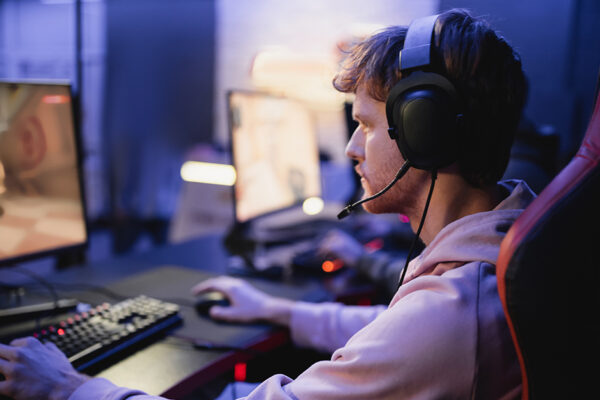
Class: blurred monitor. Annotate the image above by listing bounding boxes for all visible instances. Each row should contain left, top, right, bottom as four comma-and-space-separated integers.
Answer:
0, 81, 88, 266
228, 90, 321, 223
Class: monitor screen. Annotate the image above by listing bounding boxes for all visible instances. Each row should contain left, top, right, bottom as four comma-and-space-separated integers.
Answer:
228, 90, 321, 222
0, 81, 87, 265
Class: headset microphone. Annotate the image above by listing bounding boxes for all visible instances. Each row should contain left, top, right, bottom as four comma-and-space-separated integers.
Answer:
337, 160, 412, 220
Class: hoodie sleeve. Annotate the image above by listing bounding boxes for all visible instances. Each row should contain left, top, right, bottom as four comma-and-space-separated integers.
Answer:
289, 301, 387, 353
69, 378, 163, 400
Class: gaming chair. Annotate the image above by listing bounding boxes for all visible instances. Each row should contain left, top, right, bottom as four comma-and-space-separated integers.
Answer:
496, 90, 600, 399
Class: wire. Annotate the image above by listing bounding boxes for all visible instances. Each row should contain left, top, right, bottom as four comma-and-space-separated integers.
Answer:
169, 334, 263, 355
7, 268, 60, 306
397, 170, 438, 289
2, 267, 64, 329
14, 280, 197, 310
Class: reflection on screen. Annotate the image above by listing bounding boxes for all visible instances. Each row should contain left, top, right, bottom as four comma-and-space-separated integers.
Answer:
229, 90, 321, 222
0, 82, 87, 263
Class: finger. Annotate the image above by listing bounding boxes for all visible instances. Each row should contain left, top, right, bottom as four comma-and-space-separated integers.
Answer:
0, 380, 12, 397
191, 276, 239, 295
0, 344, 17, 361
10, 336, 39, 348
44, 341, 63, 355
191, 281, 220, 295
0, 357, 11, 374
190, 276, 230, 294
209, 305, 244, 322
317, 243, 331, 258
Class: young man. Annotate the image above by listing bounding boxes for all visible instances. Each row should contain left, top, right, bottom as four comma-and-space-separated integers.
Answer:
0, 8, 529, 400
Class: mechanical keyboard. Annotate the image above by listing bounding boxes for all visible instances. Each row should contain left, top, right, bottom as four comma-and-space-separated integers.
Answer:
30, 295, 182, 372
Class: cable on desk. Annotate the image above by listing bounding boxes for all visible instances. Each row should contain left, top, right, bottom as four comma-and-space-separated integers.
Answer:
53, 284, 197, 309
15, 281, 197, 310
168, 334, 265, 355
168, 335, 262, 400
5, 268, 60, 305
1, 268, 65, 330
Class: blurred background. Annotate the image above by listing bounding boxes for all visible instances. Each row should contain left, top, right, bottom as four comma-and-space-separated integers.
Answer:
1, 0, 598, 267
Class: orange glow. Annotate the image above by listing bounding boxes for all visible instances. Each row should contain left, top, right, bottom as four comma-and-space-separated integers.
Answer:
322, 259, 344, 273
322, 260, 334, 272
234, 362, 247, 381
42, 94, 70, 104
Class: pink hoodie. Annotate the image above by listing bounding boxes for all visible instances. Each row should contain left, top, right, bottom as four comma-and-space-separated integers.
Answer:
70, 180, 533, 400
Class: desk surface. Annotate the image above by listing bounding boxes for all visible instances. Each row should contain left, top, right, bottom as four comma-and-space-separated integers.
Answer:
0, 236, 334, 398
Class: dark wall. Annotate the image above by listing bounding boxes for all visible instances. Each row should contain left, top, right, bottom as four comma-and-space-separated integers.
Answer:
439, 0, 600, 165
103, 0, 215, 222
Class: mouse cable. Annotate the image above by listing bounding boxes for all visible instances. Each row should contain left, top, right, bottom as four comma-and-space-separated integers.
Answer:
170, 333, 264, 355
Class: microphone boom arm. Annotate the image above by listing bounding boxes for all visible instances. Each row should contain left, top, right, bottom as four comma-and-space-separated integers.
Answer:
337, 160, 412, 219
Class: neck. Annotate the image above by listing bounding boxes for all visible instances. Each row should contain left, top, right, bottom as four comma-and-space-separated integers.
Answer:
408, 171, 500, 245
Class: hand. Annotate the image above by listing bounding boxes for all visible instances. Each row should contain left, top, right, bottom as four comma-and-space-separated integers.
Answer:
0, 337, 89, 400
317, 229, 365, 268
191, 276, 295, 326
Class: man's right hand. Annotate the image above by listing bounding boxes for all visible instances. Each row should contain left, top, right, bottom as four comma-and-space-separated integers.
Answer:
191, 276, 295, 326
0, 337, 89, 400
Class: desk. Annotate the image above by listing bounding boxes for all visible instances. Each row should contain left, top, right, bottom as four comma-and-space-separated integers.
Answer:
0, 235, 335, 398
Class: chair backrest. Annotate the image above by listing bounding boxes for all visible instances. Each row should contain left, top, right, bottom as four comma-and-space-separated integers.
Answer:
497, 92, 600, 399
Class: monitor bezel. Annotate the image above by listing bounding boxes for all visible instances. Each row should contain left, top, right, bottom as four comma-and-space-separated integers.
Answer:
0, 79, 89, 267
226, 88, 322, 224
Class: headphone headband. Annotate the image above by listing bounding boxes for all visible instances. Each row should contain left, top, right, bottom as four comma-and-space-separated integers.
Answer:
386, 13, 462, 172
400, 14, 439, 71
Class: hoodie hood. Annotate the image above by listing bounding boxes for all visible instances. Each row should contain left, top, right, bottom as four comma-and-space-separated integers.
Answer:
402, 180, 536, 284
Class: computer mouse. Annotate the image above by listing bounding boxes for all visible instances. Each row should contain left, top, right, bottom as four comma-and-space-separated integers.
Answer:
194, 290, 231, 316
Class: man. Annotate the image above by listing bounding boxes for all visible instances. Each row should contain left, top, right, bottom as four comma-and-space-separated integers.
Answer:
0, 8, 529, 399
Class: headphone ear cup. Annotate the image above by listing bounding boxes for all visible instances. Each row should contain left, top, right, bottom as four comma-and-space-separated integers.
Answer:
386, 71, 461, 170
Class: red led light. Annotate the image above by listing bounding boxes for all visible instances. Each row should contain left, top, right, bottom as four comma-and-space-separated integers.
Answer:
364, 238, 384, 252
399, 214, 410, 223
357, 298, 372, 306
57, 328, 65, 336
234, 362, 247, 381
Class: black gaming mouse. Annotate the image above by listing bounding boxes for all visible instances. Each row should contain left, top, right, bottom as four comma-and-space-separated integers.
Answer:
194, 290, 231, 316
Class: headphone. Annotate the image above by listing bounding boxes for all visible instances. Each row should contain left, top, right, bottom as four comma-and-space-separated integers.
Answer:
385, 14, 463, 171
337, 13, 462, 221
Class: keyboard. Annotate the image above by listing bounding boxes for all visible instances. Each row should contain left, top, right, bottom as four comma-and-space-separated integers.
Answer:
30, 295, 182, 372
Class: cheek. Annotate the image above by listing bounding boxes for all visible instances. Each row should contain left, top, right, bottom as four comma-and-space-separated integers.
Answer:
365, 136, 403, 174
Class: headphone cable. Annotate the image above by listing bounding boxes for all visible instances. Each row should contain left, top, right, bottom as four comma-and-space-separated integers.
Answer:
397, 169, 437, 289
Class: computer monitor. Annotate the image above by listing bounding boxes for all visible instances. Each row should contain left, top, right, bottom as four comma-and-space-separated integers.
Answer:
227, 90, 321, 223
0, 81, 88, 266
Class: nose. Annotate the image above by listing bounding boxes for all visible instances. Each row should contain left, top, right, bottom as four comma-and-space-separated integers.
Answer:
345, 127, 365, 162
